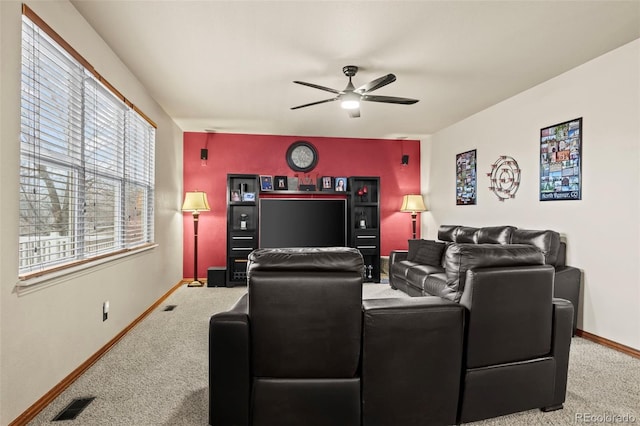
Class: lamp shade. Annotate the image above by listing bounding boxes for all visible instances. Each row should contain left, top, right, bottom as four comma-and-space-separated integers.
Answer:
400, 194, 427, 214
182, 191, 210, 212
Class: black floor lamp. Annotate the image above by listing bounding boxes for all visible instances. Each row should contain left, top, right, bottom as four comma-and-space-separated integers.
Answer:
400, 194, 427, 239
182, 190, 210, 287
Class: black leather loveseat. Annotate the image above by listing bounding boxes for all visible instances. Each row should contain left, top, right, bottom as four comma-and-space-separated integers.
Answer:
390, 225, 581, 333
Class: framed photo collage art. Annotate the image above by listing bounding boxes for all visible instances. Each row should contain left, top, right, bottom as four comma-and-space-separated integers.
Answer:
455, 117, 582, 205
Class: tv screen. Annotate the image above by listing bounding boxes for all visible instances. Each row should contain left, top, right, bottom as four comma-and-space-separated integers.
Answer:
259, 198, 347, 248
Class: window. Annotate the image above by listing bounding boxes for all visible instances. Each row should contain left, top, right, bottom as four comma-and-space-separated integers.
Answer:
19, 7, 156, 279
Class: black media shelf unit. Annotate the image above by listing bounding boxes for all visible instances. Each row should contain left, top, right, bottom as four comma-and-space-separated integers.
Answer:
225, 174, 381, 284
349, 177, 381, 282
226, 174, 259, 286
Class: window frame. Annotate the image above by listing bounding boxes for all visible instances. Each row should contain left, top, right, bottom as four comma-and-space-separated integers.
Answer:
19, 5, 157, 282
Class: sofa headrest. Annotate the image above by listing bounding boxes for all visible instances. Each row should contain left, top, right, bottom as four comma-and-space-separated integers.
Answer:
247, 246, 363, 378
442, 243, 545, 302
476, 226, 516, 244
455, 226, 479, 243
511, 229, 561, 266
438, 225, 511, 244
247, 247, 364, 276
437, 225, 460, 242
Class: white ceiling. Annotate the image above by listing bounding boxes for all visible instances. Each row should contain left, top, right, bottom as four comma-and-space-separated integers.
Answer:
70, 0, 640, 139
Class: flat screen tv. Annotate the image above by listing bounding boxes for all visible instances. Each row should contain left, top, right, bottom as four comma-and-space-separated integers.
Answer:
259, 198, 347, 248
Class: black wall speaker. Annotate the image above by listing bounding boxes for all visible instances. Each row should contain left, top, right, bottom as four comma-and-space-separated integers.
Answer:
200, 148, 209, 160
401, 154, 409, 165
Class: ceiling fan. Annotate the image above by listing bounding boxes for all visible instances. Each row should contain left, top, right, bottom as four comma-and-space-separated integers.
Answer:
290, 65, 419, 118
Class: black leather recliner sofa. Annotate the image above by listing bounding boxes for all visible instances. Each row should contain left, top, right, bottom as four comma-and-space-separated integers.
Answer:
209, 247, 465, 426
390, 225, 581, 334
450, 244, 573, 422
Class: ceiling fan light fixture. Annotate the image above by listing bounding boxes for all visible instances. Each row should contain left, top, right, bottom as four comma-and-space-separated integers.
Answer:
341, 99, 360, 110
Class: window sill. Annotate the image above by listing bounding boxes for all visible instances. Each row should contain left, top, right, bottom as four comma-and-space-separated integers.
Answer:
16, 244, 158, 294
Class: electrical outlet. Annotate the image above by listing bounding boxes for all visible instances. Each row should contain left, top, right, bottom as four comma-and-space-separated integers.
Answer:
103, 301, 109, 322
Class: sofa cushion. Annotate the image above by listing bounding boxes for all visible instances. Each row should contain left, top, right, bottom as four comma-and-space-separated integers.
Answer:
454, 226, 479, 243
442, 244, 545, 302
476, 226, 516, 244
406, 264, 445, 284
511, 229, 561, 266
415, 241, 446, 266
422, 272, 449, 297
407, 239, 446, 266
390, 260, 420, 280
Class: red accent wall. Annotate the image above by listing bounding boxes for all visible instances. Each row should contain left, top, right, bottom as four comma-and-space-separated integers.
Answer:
183, 132, 421, 279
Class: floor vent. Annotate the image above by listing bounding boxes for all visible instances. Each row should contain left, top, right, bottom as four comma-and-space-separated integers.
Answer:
163, 305, 177, 311
52, 397, 95, 421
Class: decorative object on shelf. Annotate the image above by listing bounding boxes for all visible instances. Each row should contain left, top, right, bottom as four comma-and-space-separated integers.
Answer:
239, 213, 248, 230
358, 210, 367, 229
230, 190, 241, 202
321, 176, 334, 190
356, 185, 368, 201
287, 176, 299, 191
400, 194, 427, 239
182, 190, 210, 287
286, 140, 318, 172
299, 175, 316, 191
335, 177, 347, 192
540, 117, 582, 201
487, 155, 521, 202
260, 175, 273, 191
242, 192, 255, 202
456, 149, 477, 205
274, 176, 288, 190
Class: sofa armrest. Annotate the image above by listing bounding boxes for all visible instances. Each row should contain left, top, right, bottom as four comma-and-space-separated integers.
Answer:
209, 293, 250, 426
389, 250, 408, 264
546, 298, 574, 410
388, 250, 408, 289
554, 265, 581, 335
361, 297, 464, 426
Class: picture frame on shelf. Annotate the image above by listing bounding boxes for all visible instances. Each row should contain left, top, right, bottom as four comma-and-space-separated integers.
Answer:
274, 176, 288, 190
287, 176, 299, 191
242, 192, 255, 202
335, 177, 347, 192
456, 149, 477, 205
321, 176, 334, 190
230, 190, 241, 202
260, 175, 273, 191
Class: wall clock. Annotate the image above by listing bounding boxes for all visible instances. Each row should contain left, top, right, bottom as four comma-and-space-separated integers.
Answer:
286, 141, 318, 172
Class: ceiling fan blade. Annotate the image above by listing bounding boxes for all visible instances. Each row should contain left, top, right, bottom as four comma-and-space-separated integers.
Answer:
355, 74, 396, 94
290, 97, 339, 110
361, 95, 419, 105
348, 108, 361, 118
293, 81, 341, 95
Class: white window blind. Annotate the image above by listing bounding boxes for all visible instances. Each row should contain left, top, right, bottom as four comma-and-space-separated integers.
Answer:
19, 9, 155, 278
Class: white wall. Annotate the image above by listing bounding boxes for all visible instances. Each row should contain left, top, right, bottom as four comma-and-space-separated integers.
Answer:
0, 1, 184, 423
423, 39, 640, 350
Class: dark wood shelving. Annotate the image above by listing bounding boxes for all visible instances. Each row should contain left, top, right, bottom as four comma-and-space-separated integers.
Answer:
225, 174, 381, 284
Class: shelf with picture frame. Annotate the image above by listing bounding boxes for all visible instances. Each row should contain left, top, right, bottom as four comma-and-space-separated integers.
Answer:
349, 176, 380, 282
226, 174, 260, 287
257, 175, 350, 195
225, 173, 381, 283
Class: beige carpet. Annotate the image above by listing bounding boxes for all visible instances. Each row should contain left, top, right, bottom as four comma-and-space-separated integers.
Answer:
27, 284, 640, 425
